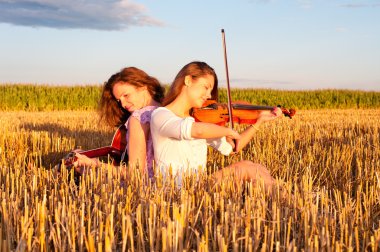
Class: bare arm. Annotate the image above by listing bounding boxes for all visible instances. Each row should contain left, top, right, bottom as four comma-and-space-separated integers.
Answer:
234, 107, 282, 152
127, 116, 148, 174
191, 121, 240, 140
152, 108, 240, 141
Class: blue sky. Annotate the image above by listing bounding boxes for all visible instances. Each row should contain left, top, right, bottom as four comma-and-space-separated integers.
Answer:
1, 0, 379, 90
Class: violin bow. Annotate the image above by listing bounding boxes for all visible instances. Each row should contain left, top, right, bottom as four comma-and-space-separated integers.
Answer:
221, 29, 237, 151
221, 29, 234, 128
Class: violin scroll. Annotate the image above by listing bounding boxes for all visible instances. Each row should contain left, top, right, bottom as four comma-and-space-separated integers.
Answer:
277, 105, 296, 119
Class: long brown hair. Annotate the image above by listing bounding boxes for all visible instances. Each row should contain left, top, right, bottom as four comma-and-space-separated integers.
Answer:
162, 61, 218, 106
99, 67, 164, 127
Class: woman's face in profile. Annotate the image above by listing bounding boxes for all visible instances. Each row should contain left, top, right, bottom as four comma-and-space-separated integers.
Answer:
112, 82, 148, 112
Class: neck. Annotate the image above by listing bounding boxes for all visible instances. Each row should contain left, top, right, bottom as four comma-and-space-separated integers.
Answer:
166, 96, 192, 118
147, 99, 160, 107
144, 95, 160, 107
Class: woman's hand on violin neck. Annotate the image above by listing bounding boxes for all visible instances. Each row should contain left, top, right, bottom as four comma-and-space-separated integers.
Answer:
256, 107, 282, 124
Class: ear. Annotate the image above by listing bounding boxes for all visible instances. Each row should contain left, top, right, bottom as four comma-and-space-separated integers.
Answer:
184, 75, 192, 87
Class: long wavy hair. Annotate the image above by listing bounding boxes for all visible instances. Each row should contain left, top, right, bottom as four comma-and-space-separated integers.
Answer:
162, 61, 218, 106
99, 67, 164, 127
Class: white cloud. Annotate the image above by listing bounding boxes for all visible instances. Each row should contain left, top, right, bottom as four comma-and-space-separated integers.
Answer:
0, 0, 164, 30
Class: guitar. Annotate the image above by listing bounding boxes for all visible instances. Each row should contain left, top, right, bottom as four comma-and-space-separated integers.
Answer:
58, 124, 128, 172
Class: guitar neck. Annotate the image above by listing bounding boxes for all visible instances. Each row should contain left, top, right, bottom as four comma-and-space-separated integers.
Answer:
79, 146, 122, 159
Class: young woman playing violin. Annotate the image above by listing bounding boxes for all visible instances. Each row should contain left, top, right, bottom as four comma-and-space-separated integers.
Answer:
150, 61, 282, 188
73, 67, 164, 179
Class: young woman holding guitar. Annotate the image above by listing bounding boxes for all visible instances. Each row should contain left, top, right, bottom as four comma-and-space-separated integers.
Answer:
150, 61, 282, 189
66, 67, 164, 180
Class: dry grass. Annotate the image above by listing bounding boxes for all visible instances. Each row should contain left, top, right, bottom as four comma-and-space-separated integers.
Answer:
1, 109, 379, 251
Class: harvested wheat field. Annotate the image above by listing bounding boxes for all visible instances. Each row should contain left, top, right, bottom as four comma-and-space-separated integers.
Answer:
1, 109, 379, 251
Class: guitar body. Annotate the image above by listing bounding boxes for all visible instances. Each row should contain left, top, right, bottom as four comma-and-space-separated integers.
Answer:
58, 125, 128, 177
110, 124, 128, 163
73, 124, 128, 165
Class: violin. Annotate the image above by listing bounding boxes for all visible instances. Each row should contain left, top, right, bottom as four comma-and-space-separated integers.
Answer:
191, 99, 296, 126
192, 29, 296, 127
